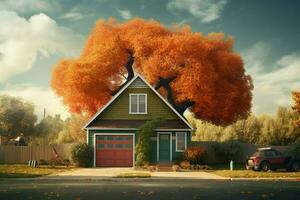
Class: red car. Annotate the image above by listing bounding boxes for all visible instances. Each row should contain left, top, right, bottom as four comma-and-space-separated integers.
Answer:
246, 147, 300, 172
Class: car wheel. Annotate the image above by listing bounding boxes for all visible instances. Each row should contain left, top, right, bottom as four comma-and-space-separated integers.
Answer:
292, 161, 300, 171
260, 161, 270, 172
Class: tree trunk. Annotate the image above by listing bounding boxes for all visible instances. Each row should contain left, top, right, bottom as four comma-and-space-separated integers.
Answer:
111, 50, 135, 95
155, 76, 194, 116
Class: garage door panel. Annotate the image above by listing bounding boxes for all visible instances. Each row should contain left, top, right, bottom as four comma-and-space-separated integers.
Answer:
96, 135, 133, 167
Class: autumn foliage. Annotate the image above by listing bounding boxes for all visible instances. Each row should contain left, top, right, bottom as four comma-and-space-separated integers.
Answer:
184, 147, 207, 164
51, 18, 253, 125
292, 91, 300, 126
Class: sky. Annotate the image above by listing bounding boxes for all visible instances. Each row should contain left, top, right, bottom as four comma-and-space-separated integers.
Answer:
0, 0, 299, 120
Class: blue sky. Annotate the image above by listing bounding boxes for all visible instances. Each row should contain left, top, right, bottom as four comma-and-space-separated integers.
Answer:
0, 0, 299, 120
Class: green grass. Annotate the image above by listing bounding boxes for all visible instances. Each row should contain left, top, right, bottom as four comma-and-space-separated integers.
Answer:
211, 170, 300, 178
207, 164, 300, 178
0, 164, 73, 178
115, 172, 151, 178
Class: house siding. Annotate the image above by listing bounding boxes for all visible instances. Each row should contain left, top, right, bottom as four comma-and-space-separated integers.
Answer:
85, 76, 193, 166
88, 129, 191, 164
95, 87, 178, 121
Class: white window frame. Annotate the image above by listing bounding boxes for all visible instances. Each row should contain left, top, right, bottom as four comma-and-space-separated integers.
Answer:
175, 132, 187, 152
129, 93, 147, 114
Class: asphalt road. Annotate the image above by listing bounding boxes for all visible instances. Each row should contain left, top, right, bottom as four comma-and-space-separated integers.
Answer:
0, 178, 300, 200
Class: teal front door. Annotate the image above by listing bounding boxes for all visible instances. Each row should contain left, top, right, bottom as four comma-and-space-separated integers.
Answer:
159, 134, 171, 161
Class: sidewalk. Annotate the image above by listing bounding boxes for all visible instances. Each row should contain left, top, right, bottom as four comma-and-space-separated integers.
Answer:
45, 168, 225, 180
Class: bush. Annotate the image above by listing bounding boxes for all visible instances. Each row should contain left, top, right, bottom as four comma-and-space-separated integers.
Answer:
212, 141, 243, 163
39, 159, 49, 165
136, 117, 166, 167
71, 143, 93, 167
287, 143, 300, 160
179, 160, 191, 169
184, 146, 207, 164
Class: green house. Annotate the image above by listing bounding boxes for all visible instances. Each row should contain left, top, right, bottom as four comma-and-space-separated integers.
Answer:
83, 74, 194, 167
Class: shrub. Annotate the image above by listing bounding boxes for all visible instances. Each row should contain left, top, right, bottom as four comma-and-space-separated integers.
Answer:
71, 143, 93, 167
179, 160, 191, 169
136, 117, 166, 167
184, 146, 207, 164
39, 159, 49, 165
212, 141, 243, 163
287, 143, 300, 160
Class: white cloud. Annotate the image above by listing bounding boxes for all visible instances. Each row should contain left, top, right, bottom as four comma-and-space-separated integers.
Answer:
243, 43, 300, 115
242, 42, 270, 75
116, 9, 132, 20
60, 7, 87, 21
0, 0, 60, 13
0, 11, 84, 82
167, 0, 227, 23
0, 85, 70, 120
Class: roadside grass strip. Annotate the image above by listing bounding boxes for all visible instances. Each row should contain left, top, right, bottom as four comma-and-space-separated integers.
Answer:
115, 172, 151, 178
0, 164, 73, 178
211, 170, 300, 178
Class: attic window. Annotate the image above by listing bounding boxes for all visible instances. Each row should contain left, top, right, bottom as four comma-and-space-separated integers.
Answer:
129, 94, 147, 114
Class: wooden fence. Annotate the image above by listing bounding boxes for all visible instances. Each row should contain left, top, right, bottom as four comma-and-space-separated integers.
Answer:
0, 144, 74, 164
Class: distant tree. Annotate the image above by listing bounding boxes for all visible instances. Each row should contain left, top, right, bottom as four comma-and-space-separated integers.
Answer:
52, 18, 253, 126
233, 116, 260, 143
56, 114, 89, 143
35, 114, 64, 142
273, 107, 300, 145
292, 91, 300, 126
258, 114, 277, 145
190, 107, 300, 145
0, 95, 37, 138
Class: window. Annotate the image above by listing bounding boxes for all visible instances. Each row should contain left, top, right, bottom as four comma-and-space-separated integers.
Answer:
176, 132, 187, 152
129, 94, 147, 114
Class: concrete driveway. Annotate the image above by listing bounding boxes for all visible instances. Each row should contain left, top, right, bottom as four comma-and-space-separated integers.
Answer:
47, 168, 225, 179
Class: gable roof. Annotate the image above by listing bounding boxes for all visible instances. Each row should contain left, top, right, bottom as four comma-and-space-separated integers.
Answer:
83, 74, 194, 130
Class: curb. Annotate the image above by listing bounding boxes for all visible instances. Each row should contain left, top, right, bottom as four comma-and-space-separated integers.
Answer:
0, 176, 227, 181
2, 176, 300, 182
229, 177, 300, 181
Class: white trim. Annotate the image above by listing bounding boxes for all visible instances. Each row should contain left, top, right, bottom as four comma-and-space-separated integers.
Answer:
93, 133, 135, 168
83, 76, 140, 130
156, 129, 192, 131
86, 128, 192, 131
129, 93, 147, 114
137, 75, 193, 130
83, 74, 193, 130
86, 130, 89, 144
175, 132, 187, 152
86, 128, 138, 130
157, 132, 172, 162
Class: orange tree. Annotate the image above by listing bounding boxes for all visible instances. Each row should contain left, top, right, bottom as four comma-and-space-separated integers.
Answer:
51, 18, 253, 125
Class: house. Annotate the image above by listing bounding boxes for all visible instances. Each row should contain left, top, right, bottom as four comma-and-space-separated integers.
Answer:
83, 74, 194, 167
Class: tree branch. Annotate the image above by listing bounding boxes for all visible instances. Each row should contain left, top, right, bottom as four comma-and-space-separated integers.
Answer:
154, 76, 194, 115
155, 76, 176, 107
111, 50, 135, 95
119, 72, 127, 79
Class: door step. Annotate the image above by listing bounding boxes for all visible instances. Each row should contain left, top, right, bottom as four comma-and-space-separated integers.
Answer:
157, 164, 173, 172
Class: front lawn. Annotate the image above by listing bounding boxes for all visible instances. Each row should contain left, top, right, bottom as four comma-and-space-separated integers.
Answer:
0, 164, 74, 178
207, 164, 300, 178
211, 170, 300, 178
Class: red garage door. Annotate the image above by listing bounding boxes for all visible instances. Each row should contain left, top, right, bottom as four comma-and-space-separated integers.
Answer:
96, 135, 133, 167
